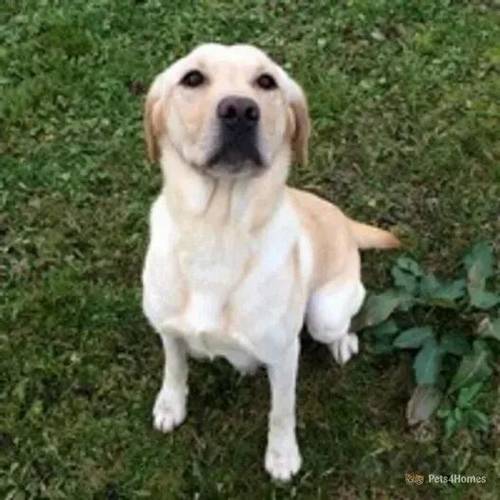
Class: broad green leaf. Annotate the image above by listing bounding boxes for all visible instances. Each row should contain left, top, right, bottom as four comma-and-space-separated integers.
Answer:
472, 339, 491, 354
391, 267, 418, 294
393, 326, 434, 349
477, 317, 500, 341
453, 407, 463, 421
444, 415, 460, 438
468, 288, 500, 310
435, 279, 466, 301
440, 333, 471, 356
457, 382, 483, 408
397, 296, 416, 312
467, 410, 489, 432
419, 275, 466, 308
419, 273, 440, 297
448, 349, 492, 393
464, 242, 496, 309
413, 338, 442, 385
406, 385, 442, 426
396, 257, 423, 276
367, 319, 399, 338
437, 406, 451, 418
464, 241, 494, 290
354, 290, 407, 329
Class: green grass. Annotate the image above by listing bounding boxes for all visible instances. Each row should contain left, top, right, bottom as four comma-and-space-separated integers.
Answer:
1, 0, 499, 498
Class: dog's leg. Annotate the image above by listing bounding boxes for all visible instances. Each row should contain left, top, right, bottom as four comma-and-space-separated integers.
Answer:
153, 334, 188, 433
265, 337, 301, 481
306, 280, 365, 365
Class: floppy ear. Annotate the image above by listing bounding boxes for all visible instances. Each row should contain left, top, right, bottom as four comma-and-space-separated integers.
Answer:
286, 79, 310, 166
144, 76, 166, 163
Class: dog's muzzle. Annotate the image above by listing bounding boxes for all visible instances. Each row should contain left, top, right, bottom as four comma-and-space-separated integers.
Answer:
207, 96, 264, 173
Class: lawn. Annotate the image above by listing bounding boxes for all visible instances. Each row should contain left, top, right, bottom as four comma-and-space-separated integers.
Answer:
1, 0, 499, 498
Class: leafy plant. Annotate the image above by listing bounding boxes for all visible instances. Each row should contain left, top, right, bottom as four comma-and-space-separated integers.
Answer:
437, 382, 489, 438
356, 242, 499, 435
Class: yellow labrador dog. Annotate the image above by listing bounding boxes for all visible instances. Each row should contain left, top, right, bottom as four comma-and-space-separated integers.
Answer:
142, 43, 399, 481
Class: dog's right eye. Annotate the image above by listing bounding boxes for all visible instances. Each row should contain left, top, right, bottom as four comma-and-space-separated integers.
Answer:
180, 70, 206, 88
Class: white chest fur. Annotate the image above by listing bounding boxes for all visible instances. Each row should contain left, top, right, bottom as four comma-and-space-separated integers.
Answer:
142, 193, 312, 369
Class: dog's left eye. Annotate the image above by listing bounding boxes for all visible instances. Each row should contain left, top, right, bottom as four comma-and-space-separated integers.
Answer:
180, 70, 206, 88
256, 73, 277, 90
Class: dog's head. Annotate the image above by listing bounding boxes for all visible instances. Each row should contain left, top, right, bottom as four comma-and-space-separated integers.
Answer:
144, 44, 310, 177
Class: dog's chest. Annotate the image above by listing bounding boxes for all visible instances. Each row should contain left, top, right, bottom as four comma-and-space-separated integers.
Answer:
178, 221, 253, 295
142, 196, 308, 367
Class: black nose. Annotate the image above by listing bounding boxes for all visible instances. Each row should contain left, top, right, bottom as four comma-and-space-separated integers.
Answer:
217, 96, 260, 129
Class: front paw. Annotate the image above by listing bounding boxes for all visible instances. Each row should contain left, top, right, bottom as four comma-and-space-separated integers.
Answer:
265, 438, 302, 481
153, 388, 186, 433
329, 332, 359, 365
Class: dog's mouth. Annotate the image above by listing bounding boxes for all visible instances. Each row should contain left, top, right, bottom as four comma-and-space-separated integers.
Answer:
204, 127, 266, 176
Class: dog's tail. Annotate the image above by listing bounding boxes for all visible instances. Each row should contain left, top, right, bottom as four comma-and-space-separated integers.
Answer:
348, 219, 400, 250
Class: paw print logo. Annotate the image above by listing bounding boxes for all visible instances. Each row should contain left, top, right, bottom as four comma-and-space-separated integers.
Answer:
414, 474, 424, 485
406, 472, 424, 485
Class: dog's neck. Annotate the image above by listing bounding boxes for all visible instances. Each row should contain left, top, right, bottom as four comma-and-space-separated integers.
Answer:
160, 145, 290, 233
